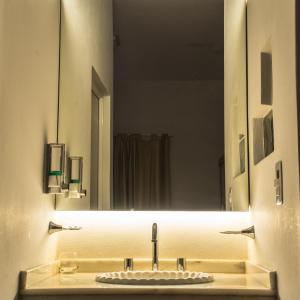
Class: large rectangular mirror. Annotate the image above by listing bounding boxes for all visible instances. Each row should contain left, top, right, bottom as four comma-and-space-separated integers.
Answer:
56, 0, 249, 211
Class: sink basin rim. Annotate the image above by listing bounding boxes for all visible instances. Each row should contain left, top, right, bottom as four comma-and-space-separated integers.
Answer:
96, 270, 214, 285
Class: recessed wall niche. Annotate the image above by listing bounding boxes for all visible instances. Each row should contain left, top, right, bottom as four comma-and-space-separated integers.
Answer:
252, 50, 274, 165
261, 52, 273, 105
253, 110, 274, 165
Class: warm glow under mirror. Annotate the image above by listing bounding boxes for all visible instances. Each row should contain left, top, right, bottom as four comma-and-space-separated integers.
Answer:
56, 0, 249, 211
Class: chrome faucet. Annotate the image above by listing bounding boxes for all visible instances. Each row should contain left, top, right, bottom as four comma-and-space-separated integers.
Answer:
152, 223, 158, 271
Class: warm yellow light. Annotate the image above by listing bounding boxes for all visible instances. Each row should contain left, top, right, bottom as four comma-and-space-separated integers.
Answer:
54, 211, 251, 259
54, 211, 250, 228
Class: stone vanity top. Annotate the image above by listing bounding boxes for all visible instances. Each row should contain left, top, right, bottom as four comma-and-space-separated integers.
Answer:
19, 259, 277, 297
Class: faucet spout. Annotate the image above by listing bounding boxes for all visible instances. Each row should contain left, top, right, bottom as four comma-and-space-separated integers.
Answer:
152, 223, 158, 271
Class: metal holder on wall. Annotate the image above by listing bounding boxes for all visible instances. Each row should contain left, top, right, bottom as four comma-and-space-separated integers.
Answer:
220, 226, 255, 239
48, 221, 82, 234
45, 144, 86, 198
66, 156, 87, 199
46, 144, 68, 194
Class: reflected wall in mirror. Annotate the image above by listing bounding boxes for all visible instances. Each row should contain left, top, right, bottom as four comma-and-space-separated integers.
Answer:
224, 0, 249, 211
297, 0, 300, 182
56, 0, 249, 211
56, 0, 113, 210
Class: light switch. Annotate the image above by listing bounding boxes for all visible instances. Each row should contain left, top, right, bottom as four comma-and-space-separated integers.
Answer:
274, 161, 283, 205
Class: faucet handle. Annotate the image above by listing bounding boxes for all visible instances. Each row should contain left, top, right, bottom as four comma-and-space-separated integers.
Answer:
177, 258, 186, 271
124, 258, 133, 271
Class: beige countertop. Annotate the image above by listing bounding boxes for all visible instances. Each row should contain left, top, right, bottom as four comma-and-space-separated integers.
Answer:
20, 272, 276, 296
19, 259, 277, 297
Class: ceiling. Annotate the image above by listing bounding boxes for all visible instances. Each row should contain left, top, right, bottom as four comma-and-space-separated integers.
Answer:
113, 0, 224, 81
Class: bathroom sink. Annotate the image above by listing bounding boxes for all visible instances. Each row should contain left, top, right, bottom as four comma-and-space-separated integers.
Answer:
95, 271, 214, 285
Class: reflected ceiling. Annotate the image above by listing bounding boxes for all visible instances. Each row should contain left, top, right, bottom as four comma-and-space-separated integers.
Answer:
113, 0, 224, 81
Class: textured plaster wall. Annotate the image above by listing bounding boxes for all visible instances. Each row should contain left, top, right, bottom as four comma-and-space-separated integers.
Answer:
6, 1, 300, 299
0, 1, 60, 299
247, 0, 300, 299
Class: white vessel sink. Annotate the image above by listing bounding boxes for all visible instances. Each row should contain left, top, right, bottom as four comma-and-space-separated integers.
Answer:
95, 271, 214, 285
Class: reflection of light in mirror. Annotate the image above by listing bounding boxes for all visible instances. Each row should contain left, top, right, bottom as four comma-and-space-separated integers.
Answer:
54, 211, 250, 228
54, 212, 251, 259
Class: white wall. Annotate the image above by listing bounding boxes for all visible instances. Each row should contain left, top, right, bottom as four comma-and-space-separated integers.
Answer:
247, 0, 300, 299
0, 1, 60, 299
114, 80, 224, 210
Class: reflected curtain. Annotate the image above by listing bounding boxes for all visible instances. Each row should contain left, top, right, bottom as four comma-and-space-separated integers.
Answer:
113, 134, 171, 210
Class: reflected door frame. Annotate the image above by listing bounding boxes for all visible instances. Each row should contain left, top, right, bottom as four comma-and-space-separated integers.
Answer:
91, 67, 111, 210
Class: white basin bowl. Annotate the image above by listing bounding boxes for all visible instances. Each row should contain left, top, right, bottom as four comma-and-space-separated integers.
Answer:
96, 271, 214, 285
